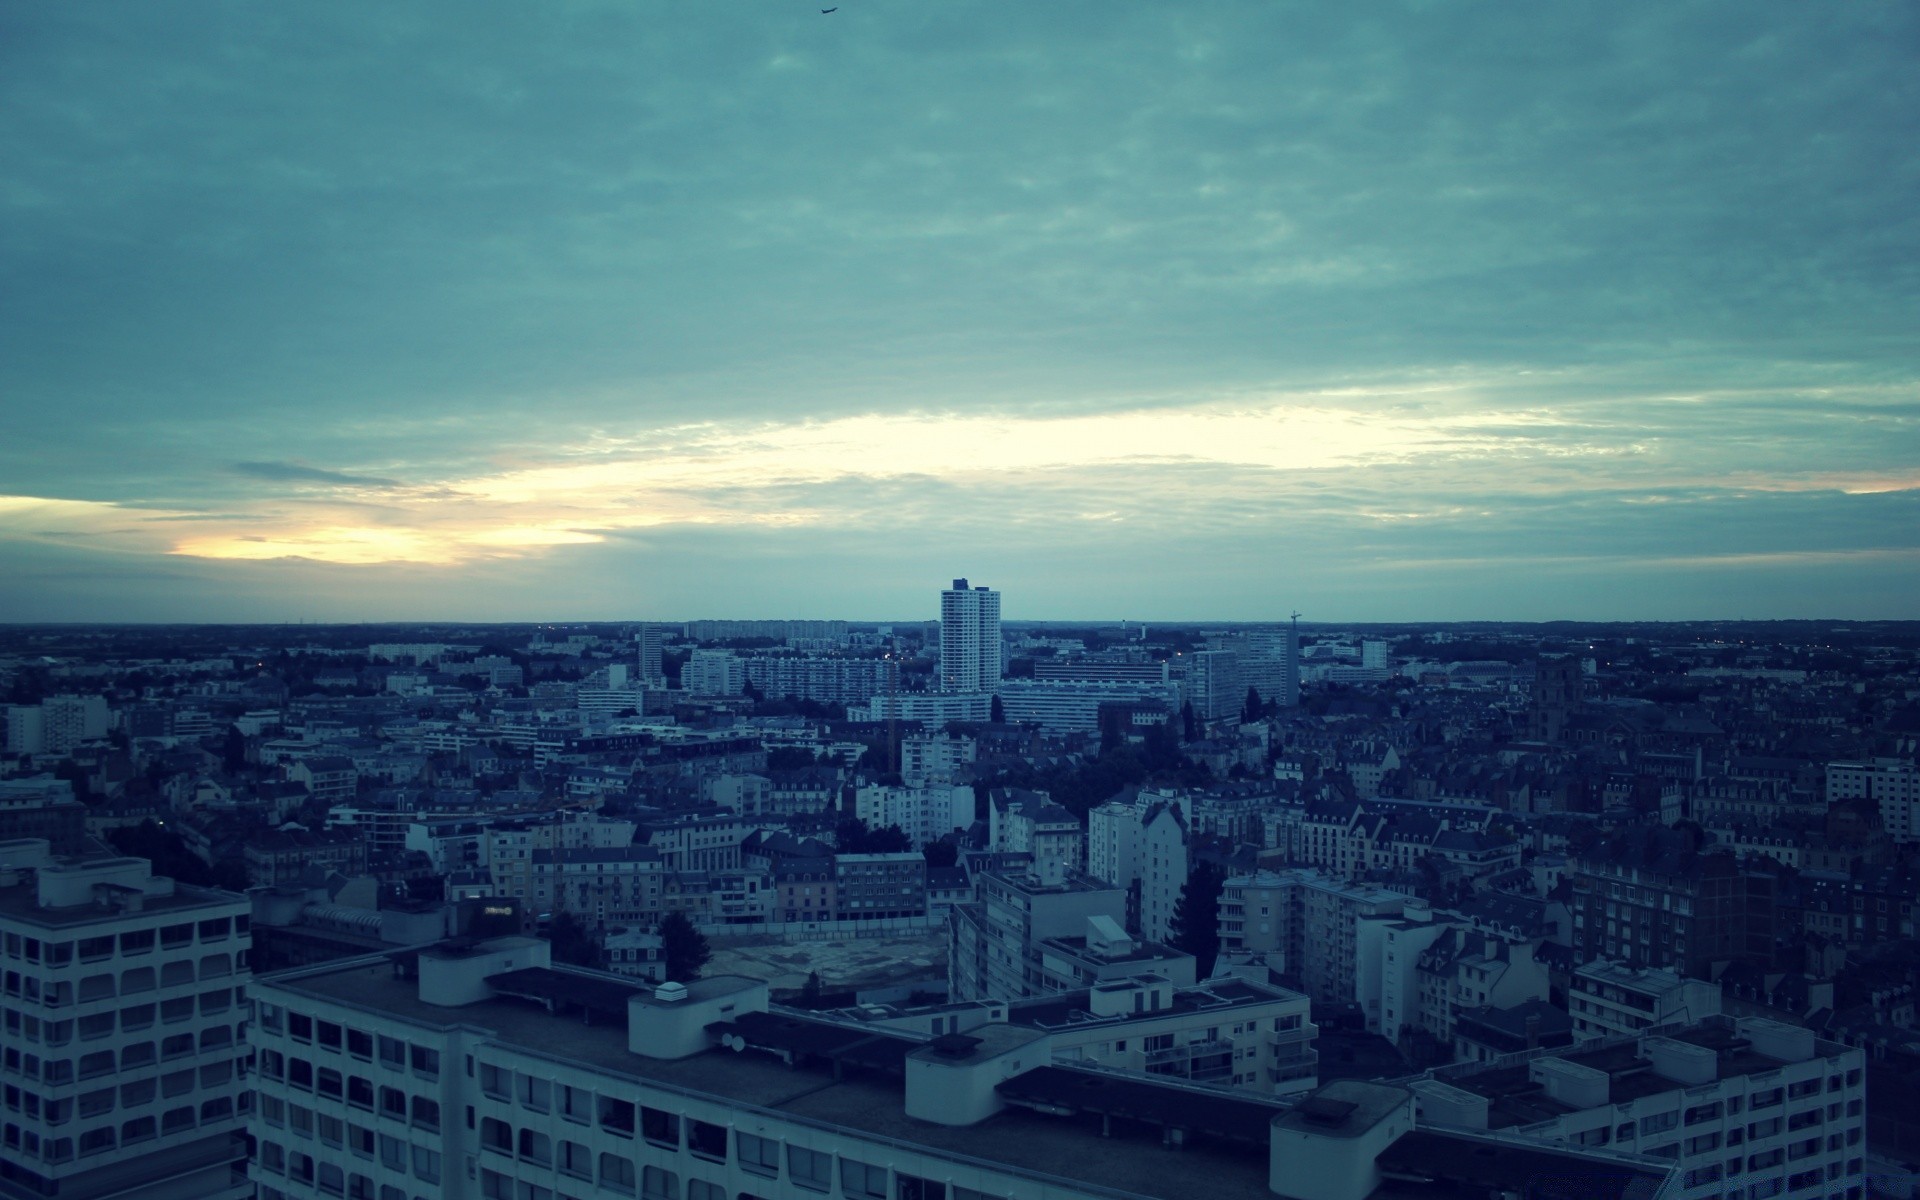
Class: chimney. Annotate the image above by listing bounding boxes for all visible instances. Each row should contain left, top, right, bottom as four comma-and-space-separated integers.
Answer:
1524, 1011, 1542, 1050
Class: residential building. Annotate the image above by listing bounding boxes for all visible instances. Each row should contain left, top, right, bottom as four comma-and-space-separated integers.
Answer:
0, 842, 252, 1200
1569, 960, 1724, 1042
1827, 757, 1920, 843
938, 578, 1001, 694
1407, 1015, 1867, 1200
248, 937, 1673, 1200
683, 650, 745, 697
1568, 825, 1779, 979
834, 972, 1319, 1097
832, 853, 926, 921
854, 784, 973, 850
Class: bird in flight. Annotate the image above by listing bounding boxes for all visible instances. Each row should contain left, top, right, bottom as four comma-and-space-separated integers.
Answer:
821, 6, 836, 12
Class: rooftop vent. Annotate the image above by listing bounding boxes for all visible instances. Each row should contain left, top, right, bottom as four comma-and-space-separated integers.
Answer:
1298, 1096, 1359, 1127
928, 1033, 983, 1059
654, 981, 689, 1004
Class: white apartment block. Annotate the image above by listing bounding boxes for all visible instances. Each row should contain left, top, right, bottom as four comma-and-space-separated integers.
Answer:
899, 733, 977, 788
249, 937, 1664, 1200
0, 842, 252, 1200
1827, 757, 1920, 842
854, 784, 973, 850
1086, 799, 1145, 891
683, 650, 745, 697
1409, 1016, 1867, 1200
1570, 960, 1724, 1042
992, 680, 1179, 734
1139, 801, 1189, 945
938, 579, 1001, 694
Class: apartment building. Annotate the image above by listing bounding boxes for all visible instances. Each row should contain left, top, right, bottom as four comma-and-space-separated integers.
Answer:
1827, 757, 1920, 843
248, 936, 1671, 1200
833, 972, 1319, 1097
1408, 1016, 1867, 1200
0, 842, 252, 1200
1569, 960, 1724, 1042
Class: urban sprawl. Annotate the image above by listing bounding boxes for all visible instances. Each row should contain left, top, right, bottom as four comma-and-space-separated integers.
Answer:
4, 584, 1918, 1200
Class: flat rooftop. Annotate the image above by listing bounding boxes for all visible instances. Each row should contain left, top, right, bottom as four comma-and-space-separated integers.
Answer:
265, 955, 1276, 1200
0, 877, 243, 929
1449, 1023, 1820, 1128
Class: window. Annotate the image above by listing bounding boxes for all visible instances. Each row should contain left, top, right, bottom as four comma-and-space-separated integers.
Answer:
599, 1097, 636, 1137
642, 1167, 679, 1200
738, 1132, 780, 1177
482, 1116, 515, 1153
518, 1074, 551, 1113
409, 1046, 439, 1080
480, 1064, 510, 1099
378, 1037, 405, 1071
519, 1129, 552, 1166
687, 1119, 727, 1161
642, 1106, 680, 1147
789, 1146, 832, 1192
380, 1087, 406, 1120
348, 1029, 373, 1060
410, 1096, 439, 1132
380, 1134, 406, 1169
687, 1183, 723, 1200
318, 1163, 345, 1196
349, 1124, 373, 1157
559, 1139, 592, 1178
898, 1175, 948, 1200
412, 1145, 441, 1183
349, 1075, 375, 1109
600, 1153, 636, 1195
840, 1158, 887, 1199
318, 1021, 343, 1052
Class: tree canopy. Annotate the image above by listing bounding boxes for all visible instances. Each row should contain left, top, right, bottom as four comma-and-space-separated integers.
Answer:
1168, 861, 1227, 979
659, 911, 711, 983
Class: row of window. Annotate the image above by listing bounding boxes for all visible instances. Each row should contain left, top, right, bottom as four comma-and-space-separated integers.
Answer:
1, 1095, 240, 1162
260, 1122, 441, 1184
2, 1023, 241, 1083
4, 1059, 238, 1122
258, 1053, 442, 1131
0, 917, 245, 966
1, 954, 241, 1005
469, 1104, 1005, 1200
256, 1007, 441, 1079
1, 987, 236, 1044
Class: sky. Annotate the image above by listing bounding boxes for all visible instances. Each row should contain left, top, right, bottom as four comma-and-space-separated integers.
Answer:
2, 2, 1917, 624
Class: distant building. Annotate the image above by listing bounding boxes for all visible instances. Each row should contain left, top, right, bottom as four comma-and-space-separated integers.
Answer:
939, 578, 1001, 694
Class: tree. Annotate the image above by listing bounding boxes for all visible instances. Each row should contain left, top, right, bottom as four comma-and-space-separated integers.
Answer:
547, 912, 601, 968
1167, 862, 1226, 979
922, 838, 959, 869
800, 971, 823, 1007
659, 911, 711, 984
1242, 686, 1264, 723
989, 694, 1005, 723
1180, 701, 1198, 743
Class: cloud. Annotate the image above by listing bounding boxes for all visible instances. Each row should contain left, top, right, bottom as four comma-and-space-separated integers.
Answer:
232, 461, 401, 488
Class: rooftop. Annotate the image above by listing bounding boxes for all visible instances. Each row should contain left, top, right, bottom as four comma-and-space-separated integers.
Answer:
262, 952, 1279, 1200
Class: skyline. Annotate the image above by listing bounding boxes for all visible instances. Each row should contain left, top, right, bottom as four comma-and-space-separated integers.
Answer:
3, 3, 1917, 623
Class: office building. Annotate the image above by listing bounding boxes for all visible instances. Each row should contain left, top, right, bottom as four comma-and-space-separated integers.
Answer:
0, 841, 252, 1200
939, 579, 1001, 694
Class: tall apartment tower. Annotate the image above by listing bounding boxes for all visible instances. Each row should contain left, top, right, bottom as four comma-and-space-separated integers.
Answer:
634, 624, 668, 687
0, 841, 253, 1200
939, 578, 1001, 694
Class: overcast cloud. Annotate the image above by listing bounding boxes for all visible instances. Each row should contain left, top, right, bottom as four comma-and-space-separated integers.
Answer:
2, 2, 1916, 622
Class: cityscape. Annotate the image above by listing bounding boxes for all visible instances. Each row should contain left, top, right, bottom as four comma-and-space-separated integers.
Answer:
4, 595, 1920, 1200
4, 4, 1918, 1200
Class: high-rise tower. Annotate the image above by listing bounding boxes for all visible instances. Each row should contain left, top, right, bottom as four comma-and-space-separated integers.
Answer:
939, 578, 1001, 693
